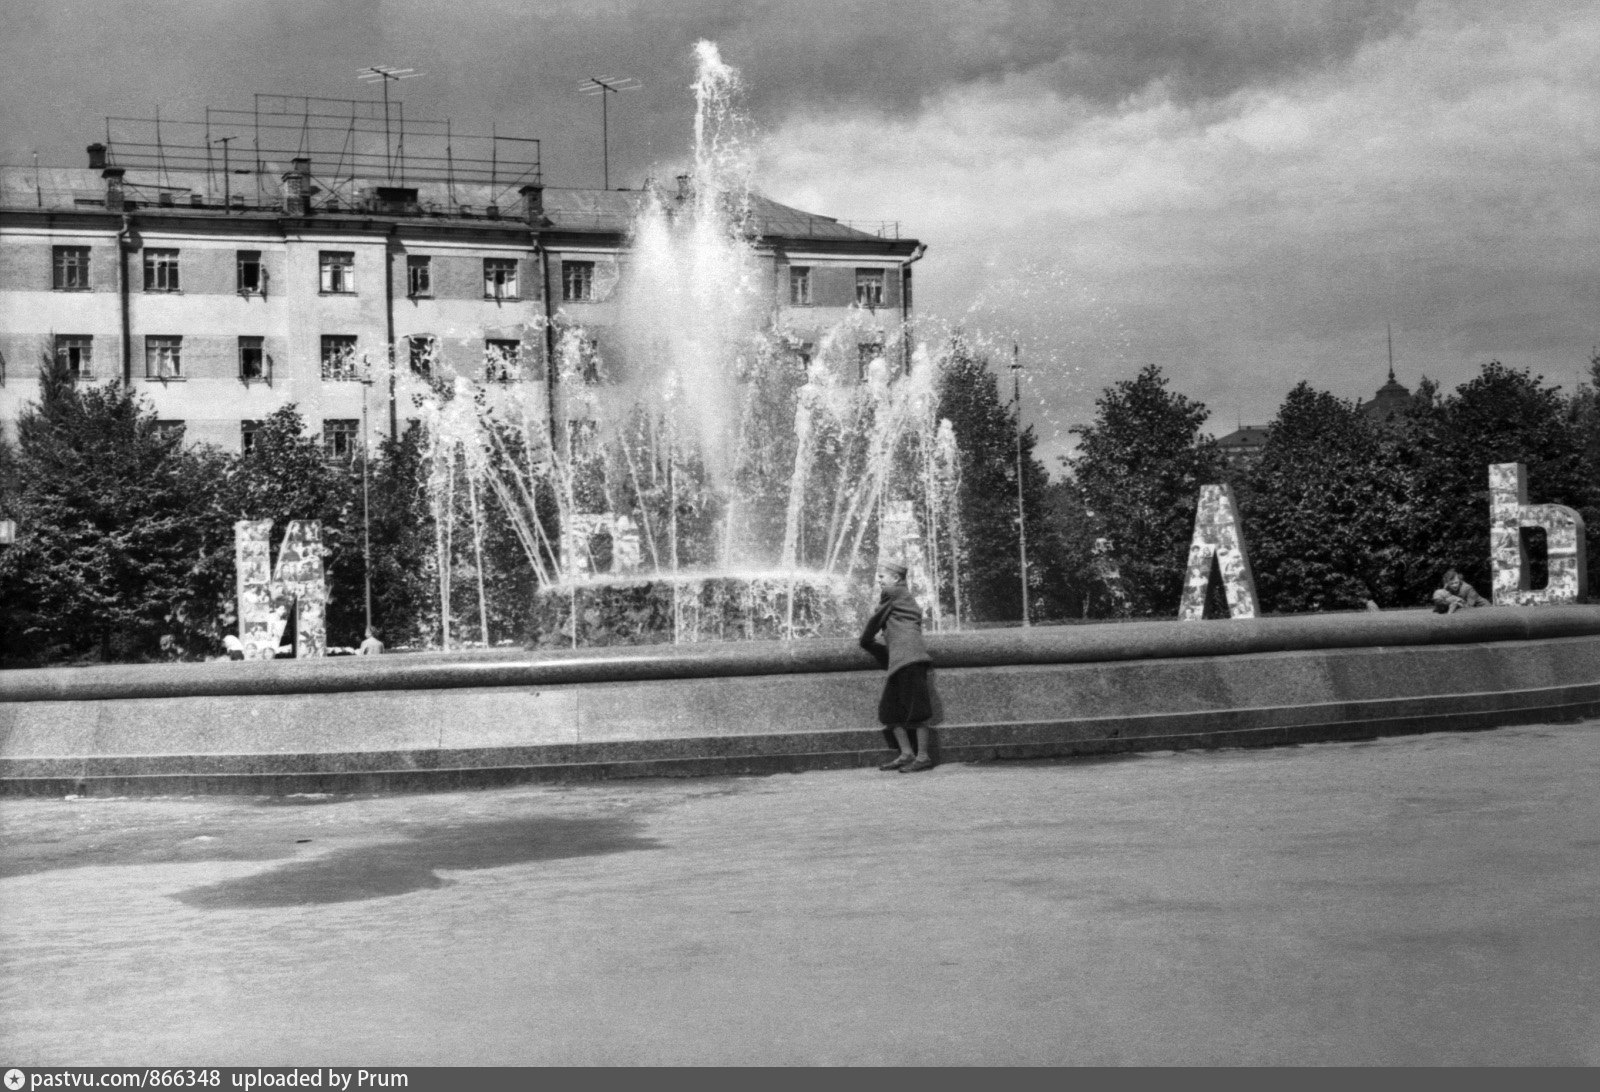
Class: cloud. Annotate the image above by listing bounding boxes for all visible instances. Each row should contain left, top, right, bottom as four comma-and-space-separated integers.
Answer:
2, 0, 1592, 475
2, 0, 1420, 188
758, 0, 1600, 469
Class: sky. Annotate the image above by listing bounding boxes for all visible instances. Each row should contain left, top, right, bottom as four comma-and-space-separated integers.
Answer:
3, 0, 1596, 470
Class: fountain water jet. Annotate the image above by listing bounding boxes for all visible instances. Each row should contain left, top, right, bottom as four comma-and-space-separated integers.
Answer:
396, 41, 961, 648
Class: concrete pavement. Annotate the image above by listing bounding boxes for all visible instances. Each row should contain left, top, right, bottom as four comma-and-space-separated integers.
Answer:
3, 720, 1599, 1065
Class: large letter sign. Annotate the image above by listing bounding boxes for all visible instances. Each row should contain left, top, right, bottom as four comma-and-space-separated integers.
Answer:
1489, 463, 1587, 605
1178, 484, 1259, 620
235, 520, 327, 659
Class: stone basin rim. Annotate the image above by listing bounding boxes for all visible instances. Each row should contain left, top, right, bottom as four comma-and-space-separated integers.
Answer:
2, 605, 1596, 705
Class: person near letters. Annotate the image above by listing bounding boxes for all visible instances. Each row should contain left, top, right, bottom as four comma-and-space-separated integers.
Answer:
859, 561, 936, 773
1432, 569, 1488, 613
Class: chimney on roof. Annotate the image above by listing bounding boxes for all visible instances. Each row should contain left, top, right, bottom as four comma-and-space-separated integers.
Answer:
519, 183, 544, 224
87, 143, 107, 170
102, 167, 126, 209
282, 157, 312, 216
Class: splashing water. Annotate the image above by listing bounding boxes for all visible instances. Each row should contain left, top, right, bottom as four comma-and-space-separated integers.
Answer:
389, 41, 964, 647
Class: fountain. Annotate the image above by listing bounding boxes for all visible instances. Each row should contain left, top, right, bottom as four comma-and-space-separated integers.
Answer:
7, 44, 1600, 797
399, 42, 962, 649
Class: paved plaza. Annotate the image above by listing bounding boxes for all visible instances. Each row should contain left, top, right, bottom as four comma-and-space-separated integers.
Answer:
3, 720, 1599, 1065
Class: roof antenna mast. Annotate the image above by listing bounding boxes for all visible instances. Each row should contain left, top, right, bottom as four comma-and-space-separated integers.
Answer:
580, 75, 640, 190
1387, 323, 1395, 383
358, 65, 424, 181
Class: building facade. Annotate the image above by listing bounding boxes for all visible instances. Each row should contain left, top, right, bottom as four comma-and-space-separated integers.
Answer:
0, 145, 923, 454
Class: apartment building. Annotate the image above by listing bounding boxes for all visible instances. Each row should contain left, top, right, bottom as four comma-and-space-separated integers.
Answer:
0, 136, 923, 455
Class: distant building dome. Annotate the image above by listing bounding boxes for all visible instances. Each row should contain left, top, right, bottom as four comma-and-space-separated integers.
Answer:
1360, 370, 1412, 422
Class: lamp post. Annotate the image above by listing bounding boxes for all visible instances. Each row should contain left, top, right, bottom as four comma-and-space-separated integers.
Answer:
360, 374, 373, 635
1011, 343, 1031, 627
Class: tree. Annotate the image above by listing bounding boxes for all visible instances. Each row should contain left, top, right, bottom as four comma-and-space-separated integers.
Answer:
229, 406, 362, 644
936, 339, 1061, 623
1038, 476, 1110, 619
365, 422, 438, 648
0, 354, 219, 661
1242, 383, 1416, 612
175, 406, 364, 653
1566, 350, 1600, 588
1068, 364, 1223, 617
1405, 361, 1590, 603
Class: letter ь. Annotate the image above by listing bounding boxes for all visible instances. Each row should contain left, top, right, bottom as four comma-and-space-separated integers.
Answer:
1489, 462, 1588, 605
235, 519, 328, 659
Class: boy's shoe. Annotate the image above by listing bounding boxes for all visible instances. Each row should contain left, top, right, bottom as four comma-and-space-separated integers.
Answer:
879, 754, 914, 771
901, 756, 935, 773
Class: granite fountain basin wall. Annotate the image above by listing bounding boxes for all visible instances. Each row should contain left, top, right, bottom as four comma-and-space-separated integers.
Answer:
3, 606, 1599, 795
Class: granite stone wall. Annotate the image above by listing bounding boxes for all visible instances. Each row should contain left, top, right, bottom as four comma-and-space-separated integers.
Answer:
3, 606, 1598, 795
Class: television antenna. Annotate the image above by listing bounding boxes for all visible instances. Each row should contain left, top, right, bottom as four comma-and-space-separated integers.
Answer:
579, 74, 640, 190
358, 65, 424, 180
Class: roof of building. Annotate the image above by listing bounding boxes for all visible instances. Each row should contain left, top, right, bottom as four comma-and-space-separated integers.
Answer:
0, 165, 905, 246
1216, 425, 1270, 448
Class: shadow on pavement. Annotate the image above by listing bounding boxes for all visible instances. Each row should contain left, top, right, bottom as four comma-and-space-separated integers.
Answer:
174, 815, 661, 908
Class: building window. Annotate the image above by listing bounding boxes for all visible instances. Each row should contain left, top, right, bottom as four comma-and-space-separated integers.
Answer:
792, 341, 814, 371
154, 420, 185, 442
241, 420, 262, 455
484, 258, 519, 300
54, 335, 93, 380
408, 335, 436, 378
568, 417, 599, 459
144, 249, 181, 292
322, 419, 359, 460
485, 339, 521, 382
575, 333, 602, 384
145, 335, 182, 379
562, 260, 594, 302
320, 335, 359, 381
239, 336, 266, 382
237, 250, 264, 295
319, 251, 355, 294
789, 266, 812, 306
855, 268, 884, 308
857, 342, 884, 380
52, 246, 91, 290
407, 255, 432, 297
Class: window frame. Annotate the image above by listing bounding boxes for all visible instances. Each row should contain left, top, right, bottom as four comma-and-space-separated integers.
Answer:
241, 420, 263, 455
789, 266, 812, 306
145, 335, 183, 379
236, 250, 264, 296
484, 338, 522, 382
320, 334, 359, 381
407, 335, 436, 378
406, 255, 433, 298
54, 334, 94, 381
239, 336, 267, 383
319, 251, 356, 295
561, 259, 595, 302
483, 257, 519, 301
854, 268, 885, 309
321, 418, 360, 461
143, 248, 181, 293
857, 342, 884, 381
52, 246, 91, 291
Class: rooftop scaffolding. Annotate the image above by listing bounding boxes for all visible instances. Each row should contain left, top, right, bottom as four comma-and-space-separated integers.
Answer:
98, 94, 541, 214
